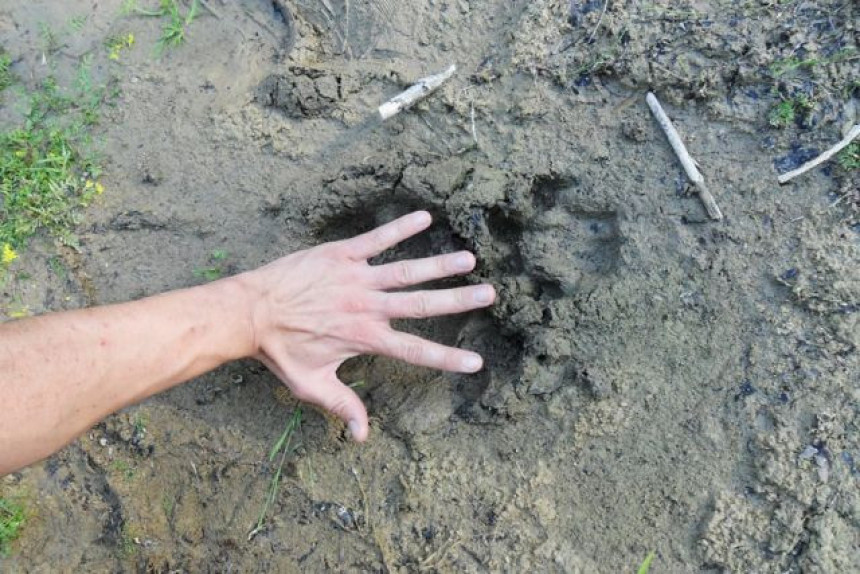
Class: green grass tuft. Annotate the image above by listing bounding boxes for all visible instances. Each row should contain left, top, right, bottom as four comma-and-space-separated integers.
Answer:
768, 56, 818, 77
0, 497, 25, 557
68, 15, 89, 34
768, 100, 795, 128
194, 250, 230, 281
249, 407, 303, 540
123, 0, 199, 54
0, 52, 13, 93
767, 94, 814, 129
161, 494, 175, 519
0, 54, 111, 270
0, 126, 101, 250
110, 460, 137, 481
768, 48, 858, 78
836, 141, 859, 171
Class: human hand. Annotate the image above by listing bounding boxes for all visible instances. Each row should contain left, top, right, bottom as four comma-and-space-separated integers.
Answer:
238, 211, 495, 441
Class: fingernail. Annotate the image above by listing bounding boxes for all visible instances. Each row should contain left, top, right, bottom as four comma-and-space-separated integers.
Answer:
474, 286, 494, 304
462, 354, 483, 372
348, 419, 362, 440
413, 211, 432, 226
455, 253, 474, 271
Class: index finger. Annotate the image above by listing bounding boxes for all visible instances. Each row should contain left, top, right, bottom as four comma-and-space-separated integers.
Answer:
342, 211, 433, 261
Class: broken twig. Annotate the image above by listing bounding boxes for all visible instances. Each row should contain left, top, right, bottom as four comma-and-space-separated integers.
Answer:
646, 92, 723, 221
470, 102, 479, 147
379, 65, 457, 121
777, 124, 860, 184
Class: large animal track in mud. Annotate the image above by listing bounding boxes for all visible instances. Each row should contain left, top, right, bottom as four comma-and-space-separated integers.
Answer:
308, 155, 628, 416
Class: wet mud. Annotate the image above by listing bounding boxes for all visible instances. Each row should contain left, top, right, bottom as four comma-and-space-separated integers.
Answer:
1, 0, 858, 572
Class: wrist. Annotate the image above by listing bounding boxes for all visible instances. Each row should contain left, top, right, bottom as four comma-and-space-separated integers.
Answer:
201, 273, 262, 361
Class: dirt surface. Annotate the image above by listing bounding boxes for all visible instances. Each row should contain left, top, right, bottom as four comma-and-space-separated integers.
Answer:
1, 0, 858, 572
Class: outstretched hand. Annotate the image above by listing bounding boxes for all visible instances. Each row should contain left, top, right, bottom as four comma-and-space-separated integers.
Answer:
239, 211, 495, 441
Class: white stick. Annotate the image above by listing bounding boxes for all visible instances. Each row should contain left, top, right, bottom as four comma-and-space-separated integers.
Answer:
470, 101, 478, 146
646, 92, 723, 221
379, 65, 457, 121
777, 124, 860, 184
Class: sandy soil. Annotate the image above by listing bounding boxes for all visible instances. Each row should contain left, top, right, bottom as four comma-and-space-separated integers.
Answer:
1, 0, 858, 572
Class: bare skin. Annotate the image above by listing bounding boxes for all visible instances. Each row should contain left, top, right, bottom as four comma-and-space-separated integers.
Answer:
0, 211, 496, 475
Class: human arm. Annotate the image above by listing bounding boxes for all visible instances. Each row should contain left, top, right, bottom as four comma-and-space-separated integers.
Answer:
0, 211, 495, 475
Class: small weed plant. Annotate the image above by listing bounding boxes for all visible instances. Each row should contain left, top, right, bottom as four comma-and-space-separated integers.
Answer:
68, 15, 90, 34
0, 54, 110, 275
768, 99, 796, 128
161, 494, 175, 519
837, 141, 859, 171
105, 33, 136, 61
194, 250, 230, 281
0, 51, 12, 93
249, 407, 303, 540
123, 0, 199, 53
120, 522, 142, 556
110, 460, 137, 481
0, 497, 25, 556
767, 93, 815, 129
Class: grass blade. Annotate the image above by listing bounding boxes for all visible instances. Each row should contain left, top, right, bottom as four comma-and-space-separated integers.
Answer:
250, 406, 302, 540
637, 550, 656, 574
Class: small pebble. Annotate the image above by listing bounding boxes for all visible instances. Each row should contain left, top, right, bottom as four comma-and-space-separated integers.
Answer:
335, 505, 357, 530
780, 268, 799, 281
815, 453, 830, 482
799, 445, 817, 460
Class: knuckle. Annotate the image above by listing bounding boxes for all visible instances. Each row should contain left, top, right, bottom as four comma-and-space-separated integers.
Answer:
344, 322, 376, 348
410, 293, 430, 318
326, 395, 352, 419
341, 295, 367, 314
394, 261, 412, 287
322, 241, 348, 260
402, 341, 425, 364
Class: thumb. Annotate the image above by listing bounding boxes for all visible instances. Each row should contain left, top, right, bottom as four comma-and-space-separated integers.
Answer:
294, 375, 369, 442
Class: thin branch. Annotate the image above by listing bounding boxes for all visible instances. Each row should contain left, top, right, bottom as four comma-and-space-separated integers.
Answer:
379, 65, 457, 121
777, 124, 860, 184
343, 0, 352, 59
470, 102, 479, 147
646, 92, 723, 221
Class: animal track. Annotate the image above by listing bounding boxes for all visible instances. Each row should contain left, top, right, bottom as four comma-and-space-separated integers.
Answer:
521, 208, 621, 297
307, 162, 625, 407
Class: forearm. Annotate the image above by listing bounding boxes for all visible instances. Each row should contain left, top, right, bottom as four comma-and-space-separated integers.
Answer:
0, 277, 255, 474
0, 211, 495, 474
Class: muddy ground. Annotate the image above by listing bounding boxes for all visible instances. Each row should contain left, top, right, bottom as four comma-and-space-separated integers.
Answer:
1, 0, 858, 572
